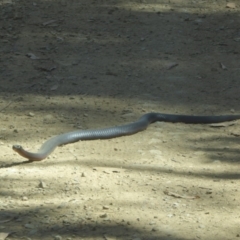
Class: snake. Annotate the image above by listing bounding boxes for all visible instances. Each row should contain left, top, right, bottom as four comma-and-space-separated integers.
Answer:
12, 112, 240, 161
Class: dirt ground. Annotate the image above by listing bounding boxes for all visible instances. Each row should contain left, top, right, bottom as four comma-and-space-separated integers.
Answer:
0, 0, 240, 239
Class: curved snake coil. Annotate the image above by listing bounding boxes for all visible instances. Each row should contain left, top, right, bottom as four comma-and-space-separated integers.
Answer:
12, 112, 240, 161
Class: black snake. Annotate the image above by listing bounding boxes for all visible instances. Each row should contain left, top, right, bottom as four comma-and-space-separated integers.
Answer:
12, 112, 240, 161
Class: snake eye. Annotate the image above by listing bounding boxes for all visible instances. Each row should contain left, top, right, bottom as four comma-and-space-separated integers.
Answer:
12, 145, 22, 150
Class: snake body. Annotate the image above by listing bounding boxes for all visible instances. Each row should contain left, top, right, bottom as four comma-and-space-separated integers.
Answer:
12, 112, 240, 161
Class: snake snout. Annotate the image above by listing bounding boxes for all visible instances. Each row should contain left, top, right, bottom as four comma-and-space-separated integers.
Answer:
12, 145, 22, 151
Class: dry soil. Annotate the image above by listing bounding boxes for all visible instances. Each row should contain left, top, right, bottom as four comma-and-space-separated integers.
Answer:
0, 0, 240, 240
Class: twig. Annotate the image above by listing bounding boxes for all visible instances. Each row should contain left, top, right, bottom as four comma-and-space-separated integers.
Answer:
0, 101, 12, 112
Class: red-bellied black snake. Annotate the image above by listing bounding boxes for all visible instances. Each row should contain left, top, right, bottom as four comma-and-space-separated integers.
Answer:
12, 112, 240, 161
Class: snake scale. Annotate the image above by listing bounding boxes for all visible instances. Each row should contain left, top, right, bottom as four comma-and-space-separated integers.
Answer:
12, 112, 240, 161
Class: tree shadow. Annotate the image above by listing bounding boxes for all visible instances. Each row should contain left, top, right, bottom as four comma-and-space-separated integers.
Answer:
0, 0, 240, 239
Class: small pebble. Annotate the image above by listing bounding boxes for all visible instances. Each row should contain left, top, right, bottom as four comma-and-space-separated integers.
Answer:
24, 223, 35, 229
38, 181, 47, 188
103, 205, 109, 210
28, 112, 35, 117
22, 196, 28, 201
54, 235, 62, 240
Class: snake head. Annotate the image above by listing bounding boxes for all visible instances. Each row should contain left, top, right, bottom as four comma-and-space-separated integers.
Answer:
12, 145, 23, 152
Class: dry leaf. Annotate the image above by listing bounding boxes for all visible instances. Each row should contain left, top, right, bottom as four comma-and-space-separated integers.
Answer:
0, 218, 13, 223
37, 65, 57, 72
226, 3, 236, 9
93, 167, 122, 173
219, 62, 227, 70
209, 121, 237, 127
26, 53, 40, 60
166, 62, 178, 70
42, 20, 57, 26
164, 190, 200, 199
0, 232, 11, 240
230, 132, 240, 137
50, 84, 58, 91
